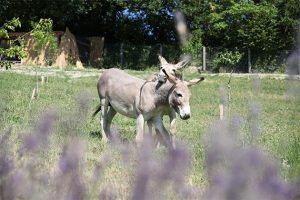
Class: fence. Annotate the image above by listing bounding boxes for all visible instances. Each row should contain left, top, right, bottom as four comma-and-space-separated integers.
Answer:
1, 34, 295, 72
205, 47, 294, 73
101, 43, 182, 70
98, 43, 294, 73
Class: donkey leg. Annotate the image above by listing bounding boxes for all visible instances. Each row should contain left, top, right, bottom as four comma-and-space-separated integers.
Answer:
154, 128, 164, 148
146, 120, 153, 135
100, 97, 109, 142
169, 109, 177, 149
106, 107, 117, 139
154, 116, 171, 148
135, 114, 145, 145
148, 119, 163, 147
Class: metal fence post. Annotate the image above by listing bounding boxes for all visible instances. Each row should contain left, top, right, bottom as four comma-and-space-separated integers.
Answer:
298, 48, 300, 74
120, 43, 124, 66
248, 48, 252, 73
160, 43, 163, 56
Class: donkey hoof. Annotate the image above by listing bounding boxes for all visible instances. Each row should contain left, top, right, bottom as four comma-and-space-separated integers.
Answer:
101, 137, 109, 143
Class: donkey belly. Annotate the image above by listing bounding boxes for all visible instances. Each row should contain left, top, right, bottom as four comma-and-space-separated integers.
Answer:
109, 99, 137, 119
98, 68, 145, 119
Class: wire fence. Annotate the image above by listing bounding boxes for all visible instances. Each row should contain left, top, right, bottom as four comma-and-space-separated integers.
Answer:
100, 43, 182, 70
97, 43, 294, 73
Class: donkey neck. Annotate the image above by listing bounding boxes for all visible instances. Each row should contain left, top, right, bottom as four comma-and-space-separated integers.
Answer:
153, 80, 175, 105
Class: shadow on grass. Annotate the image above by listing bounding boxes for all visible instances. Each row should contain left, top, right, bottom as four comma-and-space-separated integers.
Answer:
90, 130, 101, 139
89, 130, 132, 145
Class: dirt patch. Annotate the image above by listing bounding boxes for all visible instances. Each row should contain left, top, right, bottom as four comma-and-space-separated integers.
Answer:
0, 65, 101, 78
1, 65, 299, 80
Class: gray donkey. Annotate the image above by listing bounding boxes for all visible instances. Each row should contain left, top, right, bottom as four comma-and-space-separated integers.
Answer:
93, 57, 203, 147
144, 55, 190, 146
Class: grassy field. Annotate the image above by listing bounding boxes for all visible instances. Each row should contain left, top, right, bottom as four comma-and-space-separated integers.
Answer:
0, 69, 299, 198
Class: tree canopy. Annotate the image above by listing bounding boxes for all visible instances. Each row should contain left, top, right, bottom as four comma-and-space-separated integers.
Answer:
1, 0, 300, 71
1, 1, 297, 44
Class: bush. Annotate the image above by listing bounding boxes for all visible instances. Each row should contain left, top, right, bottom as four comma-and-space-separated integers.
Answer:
252, 51, 291, 73
211, 49, 243, 72
31, 18, 58, 65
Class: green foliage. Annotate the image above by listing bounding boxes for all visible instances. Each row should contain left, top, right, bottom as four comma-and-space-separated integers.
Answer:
212, 49, 243, 72
253, 53, 288, 73
182, 29, 203, 59
271, 0, 300, 49
0, 60, 11, 70
0, 18, 26, 70
207, 2, 278, 50
0, 1, 299, 71
31, 18, 58, 65
3, 17, 21, 31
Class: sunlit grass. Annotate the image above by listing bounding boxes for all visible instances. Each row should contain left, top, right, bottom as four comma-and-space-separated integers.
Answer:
0, 70, 299, 191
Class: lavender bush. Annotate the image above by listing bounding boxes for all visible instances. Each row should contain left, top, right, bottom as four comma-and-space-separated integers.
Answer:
204, 118, 299, 200
1, 90, 299, 200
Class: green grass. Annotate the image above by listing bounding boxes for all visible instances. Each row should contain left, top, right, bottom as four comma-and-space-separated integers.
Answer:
0, 70, 299, 191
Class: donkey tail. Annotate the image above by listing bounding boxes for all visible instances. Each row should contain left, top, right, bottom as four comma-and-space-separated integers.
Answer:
92, 104, 101, 119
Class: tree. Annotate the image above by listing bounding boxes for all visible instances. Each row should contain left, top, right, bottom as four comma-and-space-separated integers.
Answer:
270, 0, 300, 49
205, 2, 278, 51
22, 18, 58, 66
1, 0, 299, 71
0, 18, 26, 69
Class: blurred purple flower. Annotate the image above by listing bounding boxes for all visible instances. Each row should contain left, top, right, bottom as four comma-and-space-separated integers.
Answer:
204, 117, 299, 200
21, 111, 56, 154
59, 138, 83, 174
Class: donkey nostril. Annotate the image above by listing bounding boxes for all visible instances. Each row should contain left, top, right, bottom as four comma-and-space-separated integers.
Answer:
181, 114, 190, 120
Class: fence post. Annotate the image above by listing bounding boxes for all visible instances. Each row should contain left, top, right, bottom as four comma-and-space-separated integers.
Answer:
298, 48, 300, 74
219, 103, 224, 120
298, 25, 300, 74
120, 43, 124, 66
202, 46, 206, 71
160, 44, 163, 56
248, 48, 252, 73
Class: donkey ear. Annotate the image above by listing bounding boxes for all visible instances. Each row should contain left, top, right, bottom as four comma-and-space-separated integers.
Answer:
158, 55, 168, 65
162, 69, 178, 85
175, 55, 191, 69
175, 60, 189, 69
187, 77, 205, 87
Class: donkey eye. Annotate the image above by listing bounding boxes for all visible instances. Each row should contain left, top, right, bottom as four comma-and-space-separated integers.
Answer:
172, 69, 176, 72
176, 93, 183, 97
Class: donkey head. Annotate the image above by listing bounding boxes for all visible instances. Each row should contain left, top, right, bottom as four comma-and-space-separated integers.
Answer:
163, 68, 204, 120
157, 55, 189, 83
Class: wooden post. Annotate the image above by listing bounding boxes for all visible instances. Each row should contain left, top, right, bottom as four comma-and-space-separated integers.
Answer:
298, 25, 300, 74
248, 48, 252, 73
160, 44, 163, 56
120, 43, 124, 66
219, 104, 224, 120
32, 70, 39, 99
41, 76, 45, 85
298, 48, 300, 74
31, 87, 38, 99
203, 46, 206, 71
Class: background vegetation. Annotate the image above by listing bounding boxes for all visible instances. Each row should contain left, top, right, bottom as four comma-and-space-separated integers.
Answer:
1, 0, 299, 71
